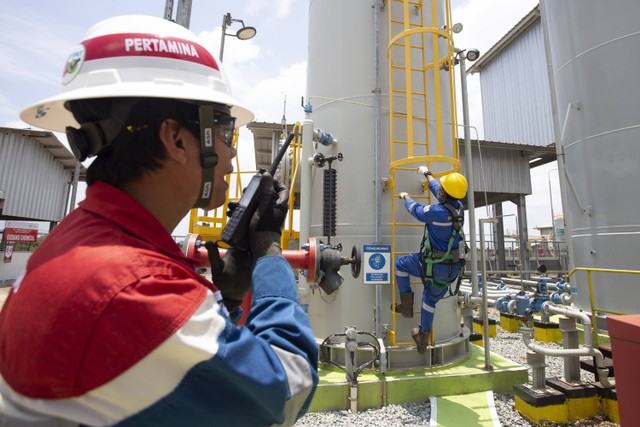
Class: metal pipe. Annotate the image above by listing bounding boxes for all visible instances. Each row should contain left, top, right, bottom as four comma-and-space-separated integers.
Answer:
561, 291, 574, 305
300, 119, 314, 246
460, 290, 513, 299
175, 0, 192, 28
163, 0, 174, 21
69, 160, 80, 212
300, 119, 315, 298
522, 327, 612, 388
372, 0, 383, 339
219, 13, 230, 61
499, 277, 547, 287
461, 294, 497, 307
459, 285, 525, 297
542, 302, 593, 346
548, 168, 558, 239
520, 302, 614, 388
559, 316, 581, 383
459, 269, 569, 276
480, 218, 498, 370
456, 49, 478, 298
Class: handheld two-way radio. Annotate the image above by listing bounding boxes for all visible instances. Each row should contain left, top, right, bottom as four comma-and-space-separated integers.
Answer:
221, 132, 295, 250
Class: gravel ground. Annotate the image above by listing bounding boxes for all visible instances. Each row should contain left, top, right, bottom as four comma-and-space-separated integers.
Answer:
295, 308, 620, 427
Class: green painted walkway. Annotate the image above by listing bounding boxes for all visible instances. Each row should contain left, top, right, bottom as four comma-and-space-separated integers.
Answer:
430, 391, 501, 426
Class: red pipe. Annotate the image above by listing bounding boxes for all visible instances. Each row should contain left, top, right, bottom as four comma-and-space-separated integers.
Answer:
192, 246, 310, 270
184, 234, 317, 282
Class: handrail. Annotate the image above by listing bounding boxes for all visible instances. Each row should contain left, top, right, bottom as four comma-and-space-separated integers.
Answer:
282, 123, 302, 250
567, 267, 640, 346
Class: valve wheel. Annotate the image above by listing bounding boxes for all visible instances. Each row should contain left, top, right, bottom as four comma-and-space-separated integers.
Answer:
350, 245, 361, 278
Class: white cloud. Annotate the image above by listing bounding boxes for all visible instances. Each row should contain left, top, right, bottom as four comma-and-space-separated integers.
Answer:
274, 0, 295, 19
0, 94, 18, 120
2, 119, 30, 129
245, 0, 294, 20
240, 61, 307, 124
0, 11, 76, 86
198, 28, 261, 65
452, 0, 538, 54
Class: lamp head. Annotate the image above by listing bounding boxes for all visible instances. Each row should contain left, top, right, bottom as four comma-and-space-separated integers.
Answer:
466, 48, 480, 62
236, 25, 257, 40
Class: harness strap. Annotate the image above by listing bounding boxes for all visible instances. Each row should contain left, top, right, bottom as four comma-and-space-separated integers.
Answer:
419, 201, 466, 290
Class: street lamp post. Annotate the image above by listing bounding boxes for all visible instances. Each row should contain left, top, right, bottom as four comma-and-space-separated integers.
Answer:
454, 46, 480, 295
548, 168, 558, 239
219, 13, 257, 62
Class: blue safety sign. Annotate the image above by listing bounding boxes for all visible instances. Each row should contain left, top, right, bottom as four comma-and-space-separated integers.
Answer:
363, 244, 391, 285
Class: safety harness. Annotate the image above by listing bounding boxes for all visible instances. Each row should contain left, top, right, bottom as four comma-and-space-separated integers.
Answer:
418, 201, 469, 295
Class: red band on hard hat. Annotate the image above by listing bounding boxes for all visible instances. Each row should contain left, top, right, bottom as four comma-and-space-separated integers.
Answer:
82, 33, 219, 70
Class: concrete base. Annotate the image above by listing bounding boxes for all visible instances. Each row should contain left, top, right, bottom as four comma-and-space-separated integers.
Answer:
473, 317, 497, 338
533, 320, 561, 343
499, 313, 526, 333
514, 383, 567, 425
546, 378, 598, 421
310, 344, 527, 412
594, 383, 619, 424
470, 331, 483, 347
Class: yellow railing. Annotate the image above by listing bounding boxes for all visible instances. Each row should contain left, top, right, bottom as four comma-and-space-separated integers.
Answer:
387, 0, 458, 346
282, 123, 302, 250
567, 266, 640, 346
188, 125, 301, 250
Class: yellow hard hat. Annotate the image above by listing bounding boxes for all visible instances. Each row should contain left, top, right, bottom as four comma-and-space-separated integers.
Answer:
441, 172, 468, 199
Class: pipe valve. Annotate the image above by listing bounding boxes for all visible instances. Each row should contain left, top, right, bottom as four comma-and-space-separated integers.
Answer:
183, 234, 361, 295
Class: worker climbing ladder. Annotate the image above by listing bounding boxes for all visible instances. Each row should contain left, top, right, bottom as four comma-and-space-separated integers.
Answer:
386, 0, 462, 346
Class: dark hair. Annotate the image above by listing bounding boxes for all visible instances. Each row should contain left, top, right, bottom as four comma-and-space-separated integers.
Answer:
67, 97, 199, 187
443, 191, 460, 203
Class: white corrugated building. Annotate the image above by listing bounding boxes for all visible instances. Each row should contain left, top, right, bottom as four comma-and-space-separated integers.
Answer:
0, 127, 84, 223
466, 5, 558, 272
1, 127, 85, 281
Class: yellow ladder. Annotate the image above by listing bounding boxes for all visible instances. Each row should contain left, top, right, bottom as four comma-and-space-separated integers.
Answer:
386, 0, 460, 345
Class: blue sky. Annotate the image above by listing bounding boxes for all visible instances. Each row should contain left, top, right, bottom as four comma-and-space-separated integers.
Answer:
1, 0, 557, 236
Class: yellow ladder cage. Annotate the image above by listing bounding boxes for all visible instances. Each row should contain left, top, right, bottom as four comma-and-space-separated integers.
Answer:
386, 0, 460, 346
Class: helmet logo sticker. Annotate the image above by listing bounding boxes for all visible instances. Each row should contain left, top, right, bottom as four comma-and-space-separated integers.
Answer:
202, 181, 212, 199
35, 105, 50, 119
62, 45, 86, 85
83, 34, 219, 70
204, 128, 213, 147
124, 37, 199, 58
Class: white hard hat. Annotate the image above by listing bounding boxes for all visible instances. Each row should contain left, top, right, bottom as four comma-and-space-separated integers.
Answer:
20, 15, 254, 132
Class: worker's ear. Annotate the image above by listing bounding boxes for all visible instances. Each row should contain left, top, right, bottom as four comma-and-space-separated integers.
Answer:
160, 119, 188, 164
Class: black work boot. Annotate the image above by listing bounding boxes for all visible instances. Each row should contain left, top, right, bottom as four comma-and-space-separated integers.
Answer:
411, 327, 429, 354
391, 292, 414, 318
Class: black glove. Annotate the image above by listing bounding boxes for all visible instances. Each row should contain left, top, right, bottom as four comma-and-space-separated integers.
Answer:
226, 201, 238, 218
249, 172, 288, 261
204, 240, 252, 311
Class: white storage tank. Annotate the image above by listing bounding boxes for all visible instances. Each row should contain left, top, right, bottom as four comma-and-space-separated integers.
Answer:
543, 0, 640, 315
305, 0, 461, 346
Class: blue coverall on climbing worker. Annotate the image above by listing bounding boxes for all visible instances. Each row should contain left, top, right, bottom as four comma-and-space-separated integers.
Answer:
395, 178, 464, 335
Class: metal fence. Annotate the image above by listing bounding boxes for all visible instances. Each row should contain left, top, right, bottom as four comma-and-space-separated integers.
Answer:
476, 239, 569, 274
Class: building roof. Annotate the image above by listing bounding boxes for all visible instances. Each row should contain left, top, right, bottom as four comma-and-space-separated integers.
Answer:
466, 138, 556, 168
0, 127, 86, 180
467, 5, 540, 75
